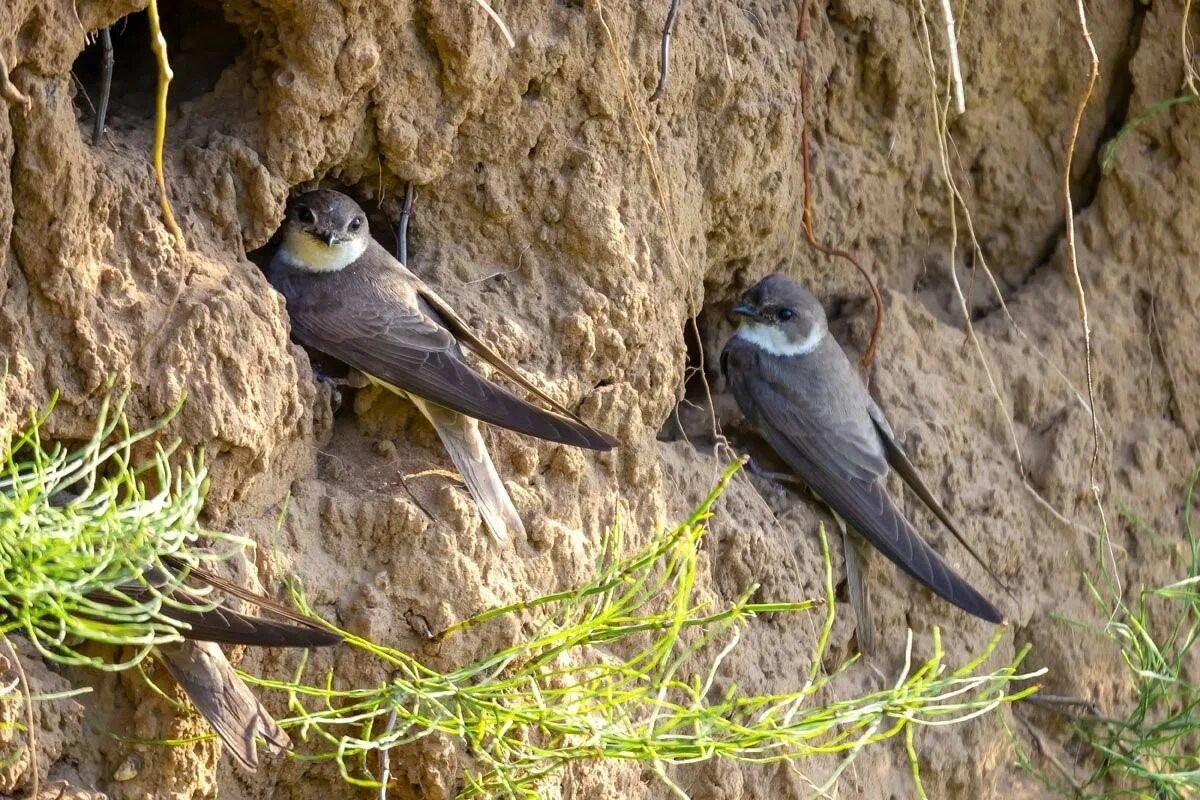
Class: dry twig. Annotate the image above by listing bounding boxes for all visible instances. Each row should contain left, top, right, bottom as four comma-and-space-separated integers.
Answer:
91, 28, 113, 146
396, 182, 415, 264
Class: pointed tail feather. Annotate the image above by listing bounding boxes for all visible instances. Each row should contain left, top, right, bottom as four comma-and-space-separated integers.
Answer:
802, 463, 1003, 623
158, 641, 289, 772
868, 414, 1016, 602
410, 395, 524, 543
107, 566, 342, 649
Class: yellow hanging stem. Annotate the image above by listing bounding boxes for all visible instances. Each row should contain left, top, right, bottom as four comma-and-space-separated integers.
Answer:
146, 0, 185, 250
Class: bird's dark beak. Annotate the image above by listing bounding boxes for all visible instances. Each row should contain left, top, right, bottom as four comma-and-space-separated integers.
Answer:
731, 303, 756, 319
318, 230, 337, 246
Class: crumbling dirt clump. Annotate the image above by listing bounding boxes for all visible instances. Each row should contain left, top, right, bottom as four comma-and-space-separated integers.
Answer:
1, 0, 1198, 797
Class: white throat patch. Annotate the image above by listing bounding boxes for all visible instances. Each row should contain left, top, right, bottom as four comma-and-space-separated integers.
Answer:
736, 322, 825, 357
277, 229, 368, 273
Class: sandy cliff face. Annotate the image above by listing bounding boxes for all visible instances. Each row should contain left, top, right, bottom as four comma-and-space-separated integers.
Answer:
0, 0, 1197, 797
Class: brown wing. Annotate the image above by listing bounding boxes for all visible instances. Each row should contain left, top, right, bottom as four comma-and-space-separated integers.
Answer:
723, 339, 1002, 623
271, 253, 615, 450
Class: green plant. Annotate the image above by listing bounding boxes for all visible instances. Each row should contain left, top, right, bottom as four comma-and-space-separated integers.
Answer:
0, 400, 1040, 798
1017, 466, 1200, 798
1101, 93, 1200, 173
260, 462, 1040, 798
0, 394, 243, 670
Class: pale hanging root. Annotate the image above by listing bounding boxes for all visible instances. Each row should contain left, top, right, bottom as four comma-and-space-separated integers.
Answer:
1064, 0, 1116, 590
796, 0, 884, 369
939, 0, 966, 114
1184, 0, 1198, 95
914, 0, 1095, 529
469, 0, 516, 48
944, 164, 1090, 412
911, 0, 1090, 410
914, 0, 1024, 473
0, 53, 31, 110
147, 0, 185, 251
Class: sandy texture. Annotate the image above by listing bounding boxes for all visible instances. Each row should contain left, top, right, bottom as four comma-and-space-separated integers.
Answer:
0, 0, 1197, 797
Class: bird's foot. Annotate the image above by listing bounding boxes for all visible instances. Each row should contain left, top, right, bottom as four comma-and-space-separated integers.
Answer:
746, 458, 805, 487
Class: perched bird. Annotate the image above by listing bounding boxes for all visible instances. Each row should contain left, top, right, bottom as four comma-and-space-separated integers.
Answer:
267, 189, 616, 542
114, 559, 341, 771
721, 274, 1003, 623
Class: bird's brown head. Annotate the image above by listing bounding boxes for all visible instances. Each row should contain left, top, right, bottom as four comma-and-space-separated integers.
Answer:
731, 274, 828, 356
278, 189, 371, 272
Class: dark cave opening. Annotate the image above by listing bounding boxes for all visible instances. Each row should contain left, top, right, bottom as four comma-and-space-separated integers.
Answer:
656, 284, 753, 452
71, 2, 246, 139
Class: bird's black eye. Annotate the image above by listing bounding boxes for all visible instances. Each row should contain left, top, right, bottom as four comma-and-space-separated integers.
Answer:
348, 217, 363, 232
297, 206, 315, 224
776, 307, 795, 322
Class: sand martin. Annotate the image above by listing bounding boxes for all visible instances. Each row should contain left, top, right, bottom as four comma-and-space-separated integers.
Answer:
267, 189, 616, 542
721, 274, 1002, 623
115, 560, 340, 771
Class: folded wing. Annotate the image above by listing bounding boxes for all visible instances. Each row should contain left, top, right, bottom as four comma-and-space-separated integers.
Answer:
724, 343, 1001, 623
275, 264, 615, 450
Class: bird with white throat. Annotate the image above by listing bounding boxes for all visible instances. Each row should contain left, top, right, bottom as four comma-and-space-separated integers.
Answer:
267, 189, 616, 543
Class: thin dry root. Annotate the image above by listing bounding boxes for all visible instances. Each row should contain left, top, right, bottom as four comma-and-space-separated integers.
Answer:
796, 0, 884, 368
